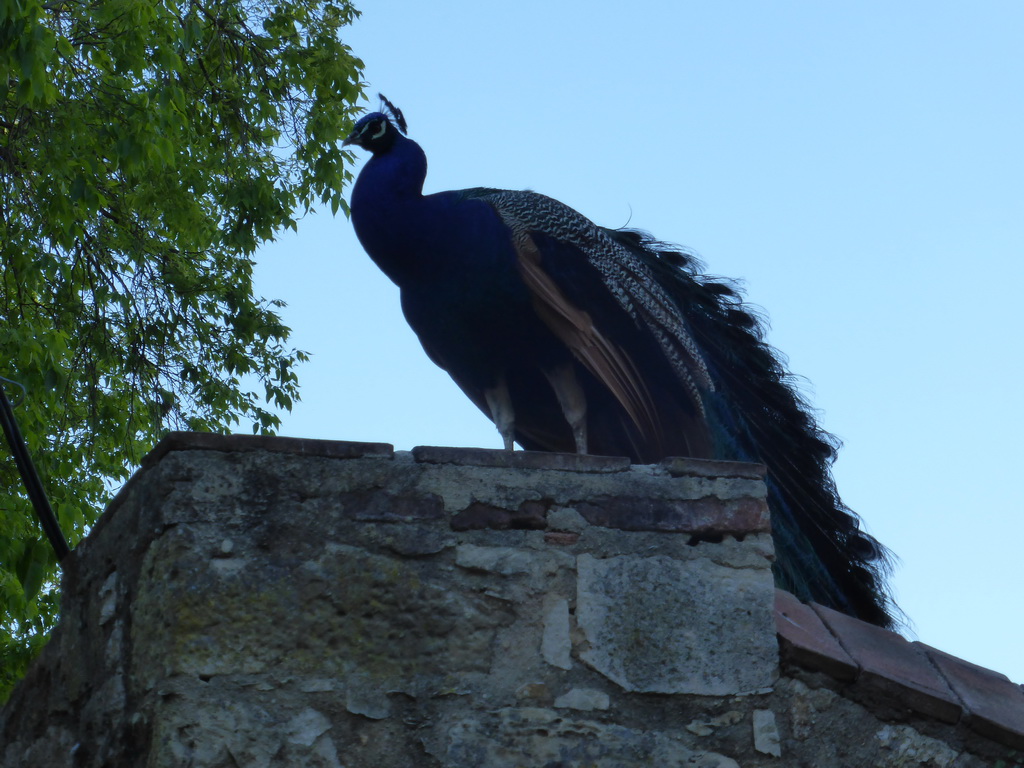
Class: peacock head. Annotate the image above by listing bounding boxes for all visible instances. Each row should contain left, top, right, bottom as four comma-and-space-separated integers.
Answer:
343, 95, 408, 155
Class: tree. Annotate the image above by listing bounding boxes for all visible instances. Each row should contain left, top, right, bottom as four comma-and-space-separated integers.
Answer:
0, 0, 364, 698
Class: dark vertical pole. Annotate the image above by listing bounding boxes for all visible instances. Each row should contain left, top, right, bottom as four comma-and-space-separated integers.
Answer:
0, 383, 71, 562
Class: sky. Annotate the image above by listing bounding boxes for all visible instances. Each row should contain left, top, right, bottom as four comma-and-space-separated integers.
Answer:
254, 2, 1024, 683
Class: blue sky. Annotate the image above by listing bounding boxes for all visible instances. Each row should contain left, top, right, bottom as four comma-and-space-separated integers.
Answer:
255, 2, 1024, 682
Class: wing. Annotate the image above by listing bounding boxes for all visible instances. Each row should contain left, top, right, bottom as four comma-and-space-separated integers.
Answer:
470, 189, 714, 449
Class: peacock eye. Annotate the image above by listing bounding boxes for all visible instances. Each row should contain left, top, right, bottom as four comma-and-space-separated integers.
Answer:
370, 119, 388, 141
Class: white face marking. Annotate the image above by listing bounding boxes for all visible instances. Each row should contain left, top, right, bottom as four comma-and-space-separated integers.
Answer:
370, 120, 388, 140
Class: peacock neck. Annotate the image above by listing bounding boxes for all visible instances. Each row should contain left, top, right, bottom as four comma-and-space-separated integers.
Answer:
350, 135, 510, 288
348, 135, 429, 283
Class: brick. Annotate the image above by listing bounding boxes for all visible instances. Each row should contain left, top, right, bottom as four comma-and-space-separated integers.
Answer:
575, 495, 769, 534
411, 445, 630, 472
774, 590, 857, 681
919, 643, 1024, 750
143, 431, 394, 467
544, 531, 580, 546
450, 499, 550, 531
660, 456, 767, 480
812, 603, 961, 723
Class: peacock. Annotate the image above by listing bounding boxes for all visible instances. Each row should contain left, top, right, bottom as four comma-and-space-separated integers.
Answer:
343, 96, 895, 628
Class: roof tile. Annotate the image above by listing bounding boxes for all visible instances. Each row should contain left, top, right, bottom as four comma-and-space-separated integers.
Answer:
919, 643, 1024, 750
774, 590, 857, 681
812, 602, 962, 724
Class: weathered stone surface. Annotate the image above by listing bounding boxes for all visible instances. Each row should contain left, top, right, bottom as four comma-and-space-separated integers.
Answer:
3, 434, 1021, 768
142, 431, 395, 467
435, 707, 740, 767
660, 455, 767, 480
874, 724, 961, 767
752, 709, 782, 757
575, 552, 777, 694
515, 682, 552, 703
124, 516, 519, 699
146, 687, 347, 768
376, 524, 453, 557
541, 595, 573, 670
342, 488, 447, 521
454, 543, 573, 580
553, 687, 610, 710
3, 440, 785, 767
412, 444, 631, 472
542, 530, 580, 545
345, 674, 392, 720
449, 499, 549, 530
775, 677, 997, 768
400, 452, 769, 528
546, 505, 590, 532
575, 494, 770, 533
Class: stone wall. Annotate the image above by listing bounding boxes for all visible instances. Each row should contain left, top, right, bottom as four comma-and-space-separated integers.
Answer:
2, 433, 1022, 767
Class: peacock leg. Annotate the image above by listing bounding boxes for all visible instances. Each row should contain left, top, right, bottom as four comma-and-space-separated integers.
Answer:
544, 363, 588, 454
484, 378, 516, 451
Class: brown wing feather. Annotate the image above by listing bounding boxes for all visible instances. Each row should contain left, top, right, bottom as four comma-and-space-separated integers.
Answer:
513, 230, 661, 439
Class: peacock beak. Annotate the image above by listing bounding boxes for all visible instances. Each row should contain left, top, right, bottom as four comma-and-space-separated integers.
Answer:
342, 124, 366, 147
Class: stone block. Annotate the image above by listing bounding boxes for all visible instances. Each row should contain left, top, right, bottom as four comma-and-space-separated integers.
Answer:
553, 688, 610, 710
435, 707, 741, 768
142, 431, 395, 467
541, 595, 572, 670
449, 499, 549, 530
575, 552, 777, 694
752, 709, 782, 757
412, 444, 631, 472
575, 494, 769, 534
660, 456, 767, 480
130, 534, 516, 692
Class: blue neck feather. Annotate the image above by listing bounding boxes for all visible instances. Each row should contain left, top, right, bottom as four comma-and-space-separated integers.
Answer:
349, 133, 520, 291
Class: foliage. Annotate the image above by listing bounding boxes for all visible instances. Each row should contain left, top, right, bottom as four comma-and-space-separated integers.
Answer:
0, 0, 364, 699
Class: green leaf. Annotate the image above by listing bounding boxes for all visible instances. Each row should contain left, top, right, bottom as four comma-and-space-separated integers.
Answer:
16, 541, 50, 602
0, 0, 364, 701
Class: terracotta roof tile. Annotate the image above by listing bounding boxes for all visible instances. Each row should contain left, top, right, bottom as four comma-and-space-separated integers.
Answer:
811, 602, 961, 724
919, 643, 1024, 750
774, 589, 857, 681
778, 593, 1024, 750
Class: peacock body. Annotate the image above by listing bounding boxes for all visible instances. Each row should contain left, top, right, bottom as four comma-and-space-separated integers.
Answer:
344, 97, 895, 628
